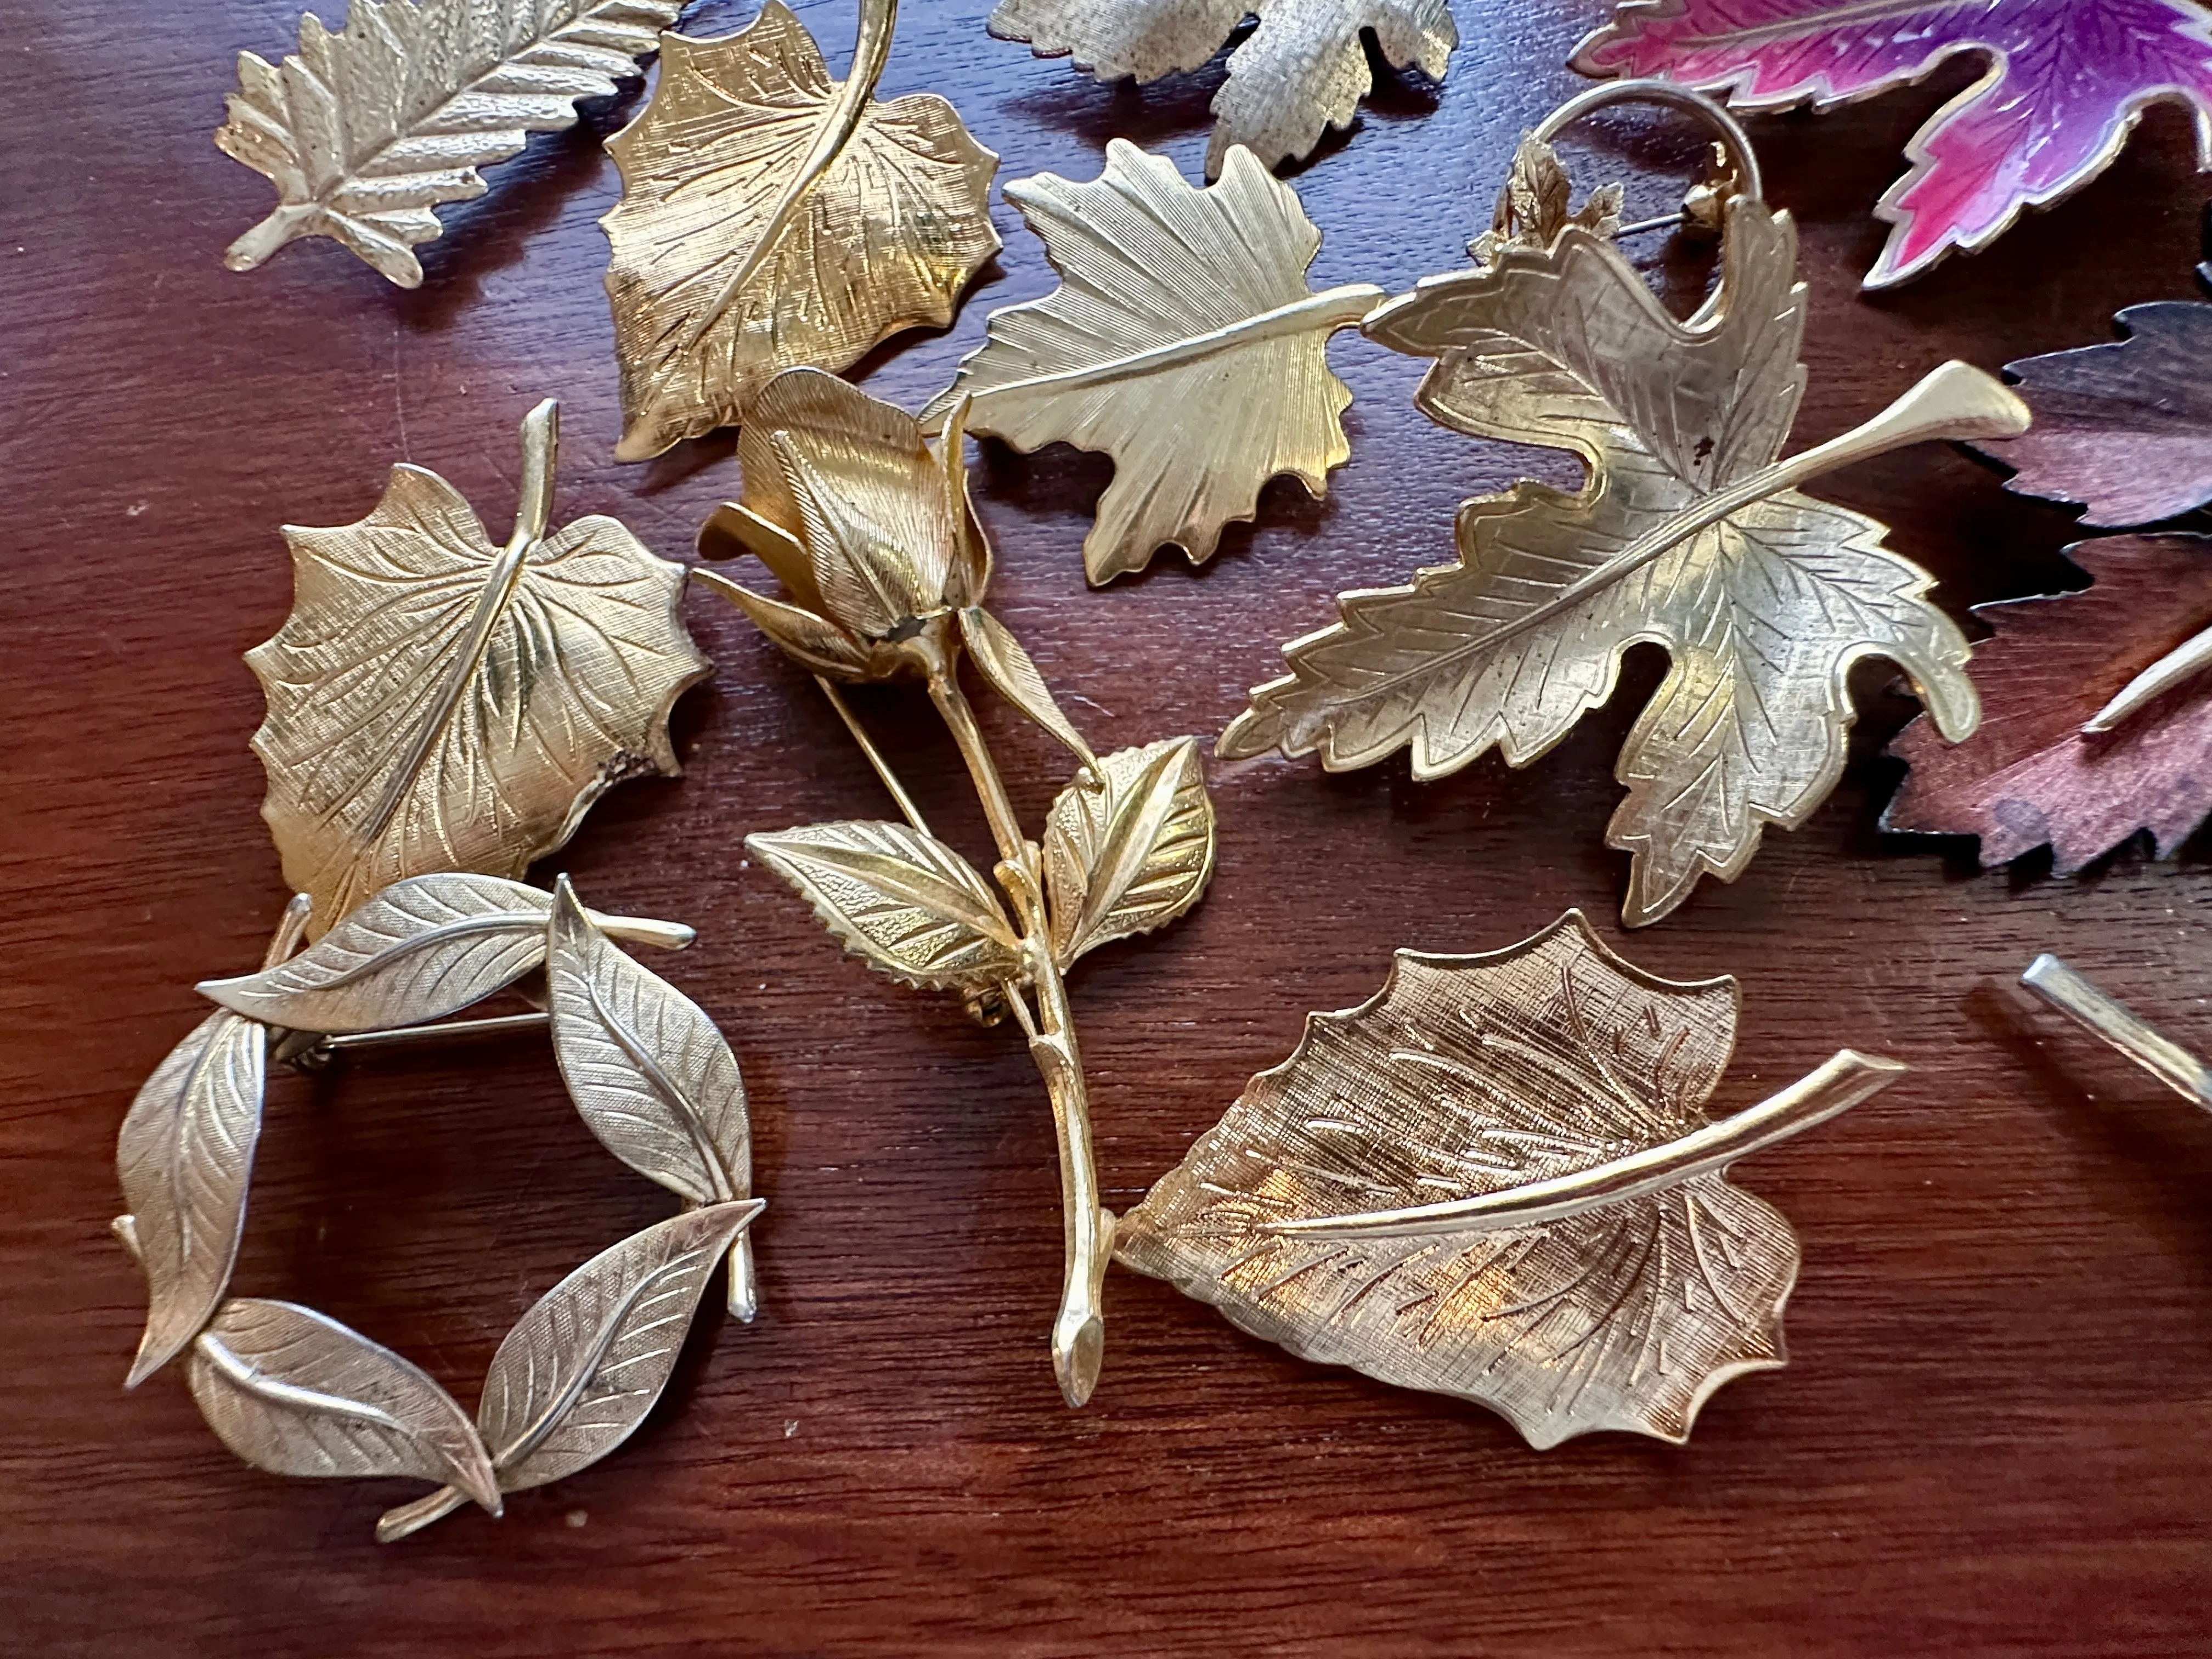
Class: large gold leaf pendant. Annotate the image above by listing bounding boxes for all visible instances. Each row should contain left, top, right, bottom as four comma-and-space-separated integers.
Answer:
1116, 911, 1904, 1447
601, 0, 1001, 460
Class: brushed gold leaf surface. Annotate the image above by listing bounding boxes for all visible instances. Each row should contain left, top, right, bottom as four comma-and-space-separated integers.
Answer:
375, 1202, 763, 1541
927, 141, 1381, 584
189, 1299, 501, 1510
217, 0, 684, 286
1042, 737, 1215, 968
601, 1, 1000, 460
990, 0, 1456, 174
547, 879, 758, 1316
1224, 194, 2002, 927
745, 820, 1024, 995
1116, 912, 1893, 1447
116, 1013, 268, 1389
247, 403, 709, 938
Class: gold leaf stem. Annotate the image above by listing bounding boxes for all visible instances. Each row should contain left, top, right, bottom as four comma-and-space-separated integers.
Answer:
1277, 1049, 1905, 1240
680, 0, 901, 353
225, 204, 323, 274
812, 675, 934, 838
958, 284, 1386, 413
915, 620, 1110, 1408
2084, 619, 2212, 733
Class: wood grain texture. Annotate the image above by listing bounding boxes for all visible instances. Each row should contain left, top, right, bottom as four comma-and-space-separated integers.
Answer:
2, 2, 2210, 1654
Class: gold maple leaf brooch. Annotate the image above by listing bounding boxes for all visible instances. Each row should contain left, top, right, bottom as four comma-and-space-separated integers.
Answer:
1222, 83, 2030, 927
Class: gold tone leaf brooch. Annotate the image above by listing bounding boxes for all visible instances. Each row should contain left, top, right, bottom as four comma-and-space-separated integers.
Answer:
1222, 83, 2031, 927
217, 0, 684, 285
248, 400, 708, 938
1118, 910, 1903, 1446
116, 397, 765, 1538
928, 139, 1383, 584
695, 370, 1218, 1407
601, 0, 1001, 460
990, 0, 1457, 174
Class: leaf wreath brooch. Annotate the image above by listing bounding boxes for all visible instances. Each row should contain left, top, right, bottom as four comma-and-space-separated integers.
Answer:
115, 403, 765, 1540
1222, 82, 2032, 928
1118, 910, 1904, 1446
692, 370, 1218, 1407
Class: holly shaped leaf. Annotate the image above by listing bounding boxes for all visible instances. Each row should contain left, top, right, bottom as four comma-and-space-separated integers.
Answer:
247, 404, 709, 938
1222, 197, 1988, 927
991, 0, 1456, 174
926, 141, 1383, 584
217, 0, 684, 286
601, 2, 1000, 460
1977, 301, 2212, 525
1886, 535, 2212, 871
1117, 911, 1901, 1446
1573, 0, 2212, 290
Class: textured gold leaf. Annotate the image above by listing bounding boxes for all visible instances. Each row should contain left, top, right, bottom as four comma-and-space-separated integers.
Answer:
1117, 912, 1893, 1447
990, 0, 1456, 174
1043, 738, 1215, 968
958, 607, 1097, 777
745, 820, 1024, 995
217, 0, 683, 286
1223, 200, 1983, 927
248, 405, 710, 938
927, 141, 1381, 584
601, 2, 1001, 460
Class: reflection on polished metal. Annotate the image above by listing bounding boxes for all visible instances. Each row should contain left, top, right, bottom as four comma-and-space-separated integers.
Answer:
1116, 911, 1904, 1447
927, 139, 1384, 585
217, 0, 684, 286
116, 874, 765, 1541
2021, 955, 2212, 1109
698, 369, 1218, 1407
1221, 81, 2032, 928
247, 400, 709, 940
601, 0, 1000, 460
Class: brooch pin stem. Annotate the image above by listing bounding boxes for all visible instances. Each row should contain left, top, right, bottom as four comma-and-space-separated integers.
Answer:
2022, 955, 2212, 1109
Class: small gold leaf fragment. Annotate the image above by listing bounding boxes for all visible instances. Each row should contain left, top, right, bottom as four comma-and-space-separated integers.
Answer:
1117, 912, 1898, 1446
929, 141, 1381, 584
247, 403, 710, 938
601, 2, 1001, 460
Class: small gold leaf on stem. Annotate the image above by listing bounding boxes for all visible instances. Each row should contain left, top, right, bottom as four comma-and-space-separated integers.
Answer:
958, 608, 1098, 780
1043, 738, 1216, 968
746, 821, 1024, 996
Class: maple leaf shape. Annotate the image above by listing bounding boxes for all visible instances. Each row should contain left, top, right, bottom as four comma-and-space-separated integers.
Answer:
248, 402, 710, 937
1222, 198, 1999, 928
1886, 535, 2212, 871
989, 0, 1456, 176
1976, 301, 2212, 526
216, 0, 683, 287
600, 2, 1000, 461
1574, 0, 2212, 289
1118, 911, 1901, 1446
924, 141, 1383, 584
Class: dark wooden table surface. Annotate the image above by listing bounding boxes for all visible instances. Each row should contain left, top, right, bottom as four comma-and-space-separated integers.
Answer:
6, 2, 2211, 1653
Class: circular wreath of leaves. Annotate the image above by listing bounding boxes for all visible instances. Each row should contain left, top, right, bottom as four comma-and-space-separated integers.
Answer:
113, 871, 762, 1544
